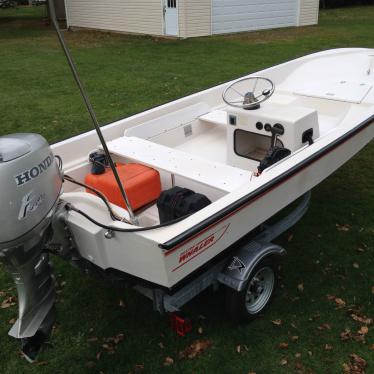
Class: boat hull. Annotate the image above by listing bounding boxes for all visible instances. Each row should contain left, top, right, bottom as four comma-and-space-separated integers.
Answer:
63, 117, 373, 288
163, 120, 373, 287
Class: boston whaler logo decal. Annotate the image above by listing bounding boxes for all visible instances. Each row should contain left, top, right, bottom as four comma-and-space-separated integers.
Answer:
172, 224, 230, 272
15, 153, 54, 187
228, 256, 246, 274
18, 191, 45, 220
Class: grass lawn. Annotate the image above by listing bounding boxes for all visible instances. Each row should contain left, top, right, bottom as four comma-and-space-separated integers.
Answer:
0, 5, 373, 374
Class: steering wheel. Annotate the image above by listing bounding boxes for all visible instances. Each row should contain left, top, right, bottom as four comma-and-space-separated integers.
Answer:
222, 76, 275, 109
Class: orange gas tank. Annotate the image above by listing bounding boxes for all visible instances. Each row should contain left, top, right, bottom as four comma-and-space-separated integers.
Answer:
84, 163, 161, 211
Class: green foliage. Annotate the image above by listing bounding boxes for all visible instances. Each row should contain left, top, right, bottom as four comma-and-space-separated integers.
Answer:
320, 0, 374, 8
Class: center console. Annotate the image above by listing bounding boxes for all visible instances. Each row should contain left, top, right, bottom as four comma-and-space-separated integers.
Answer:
226, 103, 319, 170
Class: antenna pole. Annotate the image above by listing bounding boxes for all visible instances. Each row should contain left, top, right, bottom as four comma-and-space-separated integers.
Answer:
47, 0, 137, 224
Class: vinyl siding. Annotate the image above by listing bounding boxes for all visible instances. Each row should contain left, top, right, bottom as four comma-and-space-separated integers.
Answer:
298, 0, 319, 26
66, 0, 163, 36
212, 0, 299, 35
179, 0, 211, 38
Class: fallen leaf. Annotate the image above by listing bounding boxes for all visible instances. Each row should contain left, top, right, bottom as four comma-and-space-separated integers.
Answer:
0, 291, 6, 297
1, 296, 16, 309
96, 351, 102, 361
287, 234, 294, 242
135, 363, 145, 371
325, 344, 333, 351
341, 327, 367, 343
86, 361, 96, 368
369, 344, 374, 351
279, 342, 289, 349
341, 328, 352, 341
295, 362, 304, 370
158, 342, 164, 349
318, 323, 332, 331
353, 335, 366, 343
336, 223, 351, 232
297, 284, 304, 292
291, 336, 299, 342
179, 339, 212, 360
34, 361, 48, 366
197, 327, 203, 335
349, 353, 367, 372
351, 313, 372, 325
114, 333, 124, 344
353, 263, 359, 269
308, 351, 313, 356
357, 326, 368, 335
271, 319, 282, 326
9, 318, 16, 324
280, 358, 288, 366
309, 313, 321, 321
87, 337, 98, 343
342, 363, 350, 373
334, 298, 346, 308
163, 357, 174, 366
118, 299, 126, 308
295, 352, 301, 358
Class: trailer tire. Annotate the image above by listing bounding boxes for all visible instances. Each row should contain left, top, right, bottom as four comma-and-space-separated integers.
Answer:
225, 257, 279, 322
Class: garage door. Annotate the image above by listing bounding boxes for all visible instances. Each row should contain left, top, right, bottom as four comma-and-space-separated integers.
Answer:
212, 0, 299, 35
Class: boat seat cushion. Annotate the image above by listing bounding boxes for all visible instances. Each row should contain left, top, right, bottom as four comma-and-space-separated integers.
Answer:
104, 136, 252, 192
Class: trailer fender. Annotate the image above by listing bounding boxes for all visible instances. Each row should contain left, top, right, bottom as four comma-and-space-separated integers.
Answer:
217, 241, 286, 292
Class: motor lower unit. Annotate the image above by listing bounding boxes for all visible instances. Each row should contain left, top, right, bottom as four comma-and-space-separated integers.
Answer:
0, 133, 63, 361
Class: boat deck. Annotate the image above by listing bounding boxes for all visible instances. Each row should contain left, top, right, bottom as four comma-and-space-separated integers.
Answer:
105, 134, 252, 193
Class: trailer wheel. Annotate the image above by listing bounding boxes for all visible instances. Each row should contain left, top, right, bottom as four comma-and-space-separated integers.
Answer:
225, 257, 278, 322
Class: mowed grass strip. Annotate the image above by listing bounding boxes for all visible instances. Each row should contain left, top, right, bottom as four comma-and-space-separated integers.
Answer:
0, 5, 373, 374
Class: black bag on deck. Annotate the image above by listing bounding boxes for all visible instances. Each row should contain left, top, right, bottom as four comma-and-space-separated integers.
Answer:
157, 186, 211, 224
258, 146, 291, 174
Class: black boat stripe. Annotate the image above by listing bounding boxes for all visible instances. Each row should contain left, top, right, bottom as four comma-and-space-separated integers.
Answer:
160, 116, 374, 251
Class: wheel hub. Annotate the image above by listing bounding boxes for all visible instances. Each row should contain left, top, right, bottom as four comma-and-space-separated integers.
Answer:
245, 266, 275, 314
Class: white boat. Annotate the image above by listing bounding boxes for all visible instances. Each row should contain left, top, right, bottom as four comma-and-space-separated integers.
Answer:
0, 3, 373, 361
53, 48, 374, 286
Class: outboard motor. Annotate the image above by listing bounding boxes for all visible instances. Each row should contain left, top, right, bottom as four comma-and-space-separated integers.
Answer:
0, 133, 62, 361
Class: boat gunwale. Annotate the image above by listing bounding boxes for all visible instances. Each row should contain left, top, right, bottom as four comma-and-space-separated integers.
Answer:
51, 48, 368, 146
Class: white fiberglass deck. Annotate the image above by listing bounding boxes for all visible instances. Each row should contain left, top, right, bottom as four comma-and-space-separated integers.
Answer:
105, 136, 252, 192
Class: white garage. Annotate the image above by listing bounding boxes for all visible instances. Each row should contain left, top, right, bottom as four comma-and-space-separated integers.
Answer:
212, 0, 299, 35
65, 0, 319, 39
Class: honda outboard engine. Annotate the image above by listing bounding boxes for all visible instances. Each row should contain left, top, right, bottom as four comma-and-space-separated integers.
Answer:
0, 133, 62, 361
